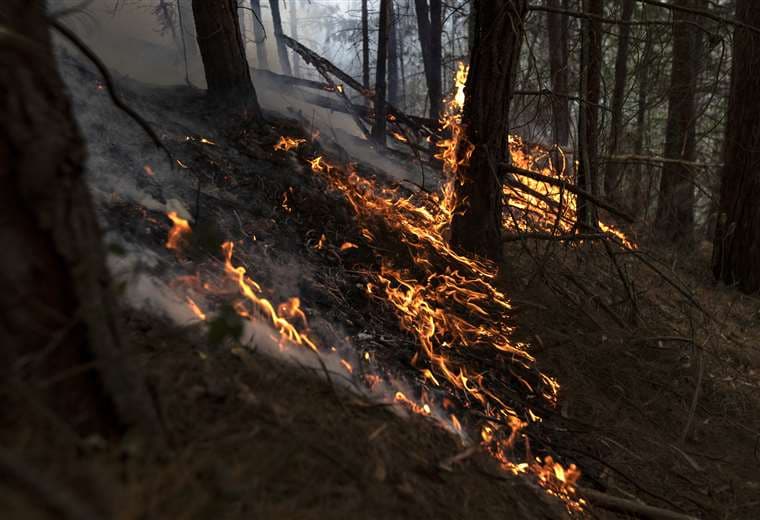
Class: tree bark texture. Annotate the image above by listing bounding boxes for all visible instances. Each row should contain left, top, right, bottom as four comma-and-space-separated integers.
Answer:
0, 0, 158, 434
192, 0, 262, 116
655, 0, 699, 241
604, 0, 634, 200
449, 0, 528, 262
712, 0, 760, 292
362, 0, 370, 90
413, 0, 442, 120
545, 0, 570, 148
388, 0, 400, 106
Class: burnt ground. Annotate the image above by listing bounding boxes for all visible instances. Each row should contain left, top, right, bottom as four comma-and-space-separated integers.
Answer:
2, 53, 760, 519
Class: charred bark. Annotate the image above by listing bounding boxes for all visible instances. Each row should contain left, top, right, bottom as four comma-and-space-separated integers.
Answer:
388, 1, 400, 107
362, 0, 370, 90
713, 0, 760, 292
0, 0, 158, 434
372, 0, 391, 146
576, 0, 602, 229
449, 0, 528, 262
413, 0, 442, 120
192, 0, 262, 116
270, 0, 292, 75
604, 0, 634, 200
655, 0, 699, 242
545, 0, 570, 148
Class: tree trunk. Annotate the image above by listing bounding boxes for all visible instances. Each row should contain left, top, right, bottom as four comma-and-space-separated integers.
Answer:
413, 0, 442, 120
576, 0, 602, 228
0, 0, 158, 434
712, 0, 760, 291
250, 0, 268, 68
373, 0, 391, 145
289, 0, 301, 77
545, 0, 570, 148
362, 0, 370, 90
388, 0, 400, 106
632, 5, 653, 218
270, 0, 292, 75
449, 0, 528, 262
604, 0, 634, 200
655, 0, 699, 242
192, 0, 262, 116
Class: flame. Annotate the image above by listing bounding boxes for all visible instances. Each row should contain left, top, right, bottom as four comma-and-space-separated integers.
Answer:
186, 296, 207, 321
391, 131, 408, 143
274, 136, 307, 152
339, 242, 358, 252
166, 212, 191, 251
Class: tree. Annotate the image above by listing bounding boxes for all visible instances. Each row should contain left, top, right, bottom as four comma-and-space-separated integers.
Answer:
413, 0, 443, 120
372, 0, 391, 145
270, 0, 293, 75
576, 0, 602, 228
362, 0, 370, 90
388, 1, 401, 106
655, 0, 699, 241
251, 0, 269, 69
192, 0, 262, 117
449, 0, 528, 262
713, 0, 760, 292
604, 0, 635, 200
545, 0, 571, 149
289, 0, 301, 77
632, 5, 653, 217
0, 0, 157, 434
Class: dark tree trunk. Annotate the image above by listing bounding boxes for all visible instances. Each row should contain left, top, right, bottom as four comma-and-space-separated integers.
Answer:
604, 0, 634, 200
655, 0, 699, 242
545, 0, 570, 148
576, 0, 602, 228
192, 0, 262, 116
388, 0, 400, 106
713, 0, 760, 292
250, 0, 268, 68
0, 0, 158, 434
449, 0, 528, 262
270, 0, 293, 75
362, 0, 370, 90
372, 0, 391, 145
632, 5, 653, 218
413, 0, 442, 120
289, 0, 301, 77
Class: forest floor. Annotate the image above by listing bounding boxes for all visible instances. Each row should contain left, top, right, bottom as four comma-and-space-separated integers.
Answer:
2, 53, 760, 519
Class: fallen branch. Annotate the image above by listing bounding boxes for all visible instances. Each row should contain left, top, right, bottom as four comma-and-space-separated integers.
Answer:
582, 488, 699, 520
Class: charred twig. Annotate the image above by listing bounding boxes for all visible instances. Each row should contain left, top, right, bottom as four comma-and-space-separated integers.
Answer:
49, 19, 174, 166
582, 488, 699, 520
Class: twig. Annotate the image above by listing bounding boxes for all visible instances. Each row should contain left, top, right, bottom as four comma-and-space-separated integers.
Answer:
582, 488, 699, 520
49, 19, 174, 166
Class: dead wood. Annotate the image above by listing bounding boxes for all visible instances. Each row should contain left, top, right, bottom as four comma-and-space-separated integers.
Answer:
582, 488, 699, 520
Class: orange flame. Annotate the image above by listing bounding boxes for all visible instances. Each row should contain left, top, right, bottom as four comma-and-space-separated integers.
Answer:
166, 212, 191, 251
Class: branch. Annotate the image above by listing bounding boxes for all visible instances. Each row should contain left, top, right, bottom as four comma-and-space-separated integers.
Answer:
49, 20, 174, 166
582, 488, 699, 520
636, 0, 760, 36
502, 232, 606, 243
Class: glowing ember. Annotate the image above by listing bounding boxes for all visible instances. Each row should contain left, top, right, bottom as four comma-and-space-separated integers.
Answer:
186, 296, 207, 321
339, 242, 358, 252
166, 211, 191, 251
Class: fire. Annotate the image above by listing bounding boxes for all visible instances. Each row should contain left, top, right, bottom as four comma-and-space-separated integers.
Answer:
274, 136, 307, 152
166, 211, 191, 251
222, 241, 318, 352
186, 296, 207, 321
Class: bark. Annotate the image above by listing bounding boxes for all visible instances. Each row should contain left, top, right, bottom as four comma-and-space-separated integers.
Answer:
413, 0, 443, 120
545, 0, 570, 148
655, 0, 699, 241
576, 0, 602, 228
289, 0, 301, 77
372, 0, 391, 145
251, 0, 268, 68
449, 0, 528, 262
362, 0, 370, 90
270, 0, 292, 75
712, 0, 760, 292
388, 1, 400, 106
192, 0, 262, 116
632, 6, 653, 217
604, 0, 634, 200
0, 0, 158, 434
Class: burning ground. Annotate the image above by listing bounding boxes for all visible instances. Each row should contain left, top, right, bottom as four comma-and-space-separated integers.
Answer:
2, 47, 760, 520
